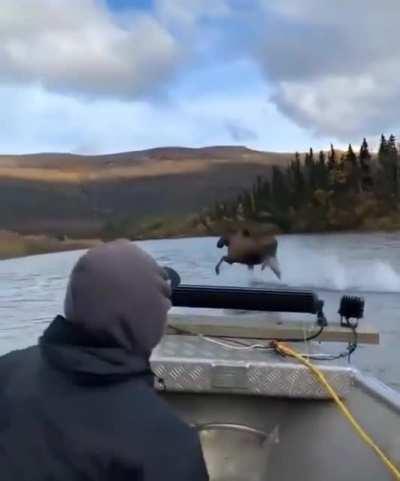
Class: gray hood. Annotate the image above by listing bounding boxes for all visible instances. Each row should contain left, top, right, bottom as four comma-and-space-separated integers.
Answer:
64, 239, 171, 355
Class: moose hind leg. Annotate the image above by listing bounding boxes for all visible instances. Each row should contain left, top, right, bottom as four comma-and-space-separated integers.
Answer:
262, 256, 281, 279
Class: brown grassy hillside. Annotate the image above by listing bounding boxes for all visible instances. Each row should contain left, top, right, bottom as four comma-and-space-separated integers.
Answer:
0, 146, 291, 181
0, 146, 293, 236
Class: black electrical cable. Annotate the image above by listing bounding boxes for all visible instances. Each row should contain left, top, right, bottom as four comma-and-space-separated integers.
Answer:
274, 325, 358, 362
274, 325, 325, 343
169, 322, 359, 364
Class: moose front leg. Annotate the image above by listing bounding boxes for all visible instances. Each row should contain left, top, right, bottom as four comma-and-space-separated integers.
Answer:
215, 256, 233, 275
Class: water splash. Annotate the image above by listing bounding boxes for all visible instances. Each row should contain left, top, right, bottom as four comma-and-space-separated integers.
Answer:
273, 245, 400, 293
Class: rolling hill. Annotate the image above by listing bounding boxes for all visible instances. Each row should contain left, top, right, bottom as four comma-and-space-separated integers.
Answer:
0, 146, 293, 237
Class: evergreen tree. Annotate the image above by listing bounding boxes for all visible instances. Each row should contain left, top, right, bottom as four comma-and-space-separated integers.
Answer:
288, 152, 306, 205
377, 134, 388, 197
318, 150, 326, 168
378, 134, 399, 201
317, 150, 330, 189
343, 144, 359, 192
332, 153, 347, 191
305, 148, 317, 193
378, 134, 388, 158
271, 166, 290, 210
258, 178, 271, 212
327, 144, 336, 171
346, 144, 357, 166
359, 138, 373, 192
387, 134, 399, 198
305, 148, 314, 171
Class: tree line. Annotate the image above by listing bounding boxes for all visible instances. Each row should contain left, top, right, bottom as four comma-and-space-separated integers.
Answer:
206, 135, 400, 232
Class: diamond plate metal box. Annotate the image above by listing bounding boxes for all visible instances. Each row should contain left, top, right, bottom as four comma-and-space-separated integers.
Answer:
150, 335, 355, 400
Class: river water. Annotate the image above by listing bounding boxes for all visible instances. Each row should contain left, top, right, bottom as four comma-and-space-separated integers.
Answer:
0, 233, 399, 391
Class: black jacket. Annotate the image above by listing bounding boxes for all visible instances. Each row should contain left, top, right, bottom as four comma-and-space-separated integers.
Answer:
0, 316, 209, 481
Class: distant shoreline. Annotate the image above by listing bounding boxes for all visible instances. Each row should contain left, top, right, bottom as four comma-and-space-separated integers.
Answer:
1, 223, 399, 262
0, 231, 100, 261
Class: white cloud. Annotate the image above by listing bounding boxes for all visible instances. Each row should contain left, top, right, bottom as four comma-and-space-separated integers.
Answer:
0, 0, 181, 98
255, 0, 400, 139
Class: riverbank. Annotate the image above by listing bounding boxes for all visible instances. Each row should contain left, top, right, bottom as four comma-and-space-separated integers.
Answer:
0, 216, 268, 260
1, 212, 400, 261
0, 231, 101, 261
0, 222, 212, 260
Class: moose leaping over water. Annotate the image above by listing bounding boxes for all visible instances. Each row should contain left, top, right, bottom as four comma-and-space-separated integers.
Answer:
197, 214, 281, 279
215, 228, 281, 279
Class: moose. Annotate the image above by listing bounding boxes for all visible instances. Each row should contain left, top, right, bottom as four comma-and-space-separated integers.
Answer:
215, 228, 281, 279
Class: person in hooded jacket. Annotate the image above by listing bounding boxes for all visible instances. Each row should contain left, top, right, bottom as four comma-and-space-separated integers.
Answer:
0, 239, 209, 481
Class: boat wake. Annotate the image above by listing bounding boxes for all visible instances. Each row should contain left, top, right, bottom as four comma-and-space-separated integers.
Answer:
254, 251, 400, 294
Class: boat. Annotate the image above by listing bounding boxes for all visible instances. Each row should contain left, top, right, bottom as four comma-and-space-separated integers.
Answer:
149, 269, 400, 481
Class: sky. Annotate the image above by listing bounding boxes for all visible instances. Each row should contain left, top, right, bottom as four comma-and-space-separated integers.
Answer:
0, 0, 399, 154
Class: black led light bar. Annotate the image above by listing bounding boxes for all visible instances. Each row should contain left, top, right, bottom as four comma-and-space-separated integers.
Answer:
164, 267, 326, 325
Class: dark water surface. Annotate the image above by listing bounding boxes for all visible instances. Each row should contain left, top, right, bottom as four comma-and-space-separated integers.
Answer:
0, 233, 399, 390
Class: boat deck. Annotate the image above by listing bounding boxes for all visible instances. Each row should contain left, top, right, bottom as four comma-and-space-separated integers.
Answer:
152, 334, 354, 399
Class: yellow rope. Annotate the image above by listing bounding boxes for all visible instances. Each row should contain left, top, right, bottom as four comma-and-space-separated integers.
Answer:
272, 341, 400, 480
